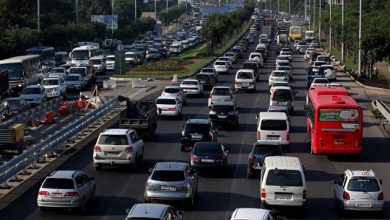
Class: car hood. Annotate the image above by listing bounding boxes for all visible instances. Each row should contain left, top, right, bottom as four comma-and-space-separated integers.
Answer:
20, 94, 42, 99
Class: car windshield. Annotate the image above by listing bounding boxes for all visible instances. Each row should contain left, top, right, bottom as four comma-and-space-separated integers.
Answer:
42, 178, 75, 189
201, 68, 213, 73
237, 72, 253, 79
185, 123, 210, 134
266, 170, 303, 186
211, 105, 234, 112
156, 98, 176, 105
151, 170, 185, 181
212, 88, 231, 96
196, 74, 210, 80
41, 79, 59, 86
215, 62, 226, 65
194, 144, 222, 155
98, 135, 128, 145
22, 88, 41, 94
0, 63, 23, 80
347, 178, 380, 192
260, 119, 287, 130
182, 80, 198, 85
253, 145, 282, 155
72, 50, 89, 60
164, 88, 180, 93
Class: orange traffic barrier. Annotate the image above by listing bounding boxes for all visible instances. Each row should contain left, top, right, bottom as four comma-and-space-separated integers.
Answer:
59, 102, 69, 115
45, 111, 55, 124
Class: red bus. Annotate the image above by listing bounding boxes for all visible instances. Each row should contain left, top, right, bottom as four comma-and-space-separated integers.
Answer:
306, 86, 363, 154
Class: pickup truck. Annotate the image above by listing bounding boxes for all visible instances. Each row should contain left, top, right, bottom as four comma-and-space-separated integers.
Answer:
118, 98, 157, 140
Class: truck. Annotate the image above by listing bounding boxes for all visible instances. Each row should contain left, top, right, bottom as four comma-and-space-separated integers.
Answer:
0, 69, 9, 101
0, 123, 25, 152
118, 98, 157, 140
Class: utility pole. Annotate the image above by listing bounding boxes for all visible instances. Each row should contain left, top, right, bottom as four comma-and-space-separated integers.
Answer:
304, 0, 307, 22
135, 0, 137, 20
37, 0, 40, 31
358, 0, 362, 77
154, 0, 157, 20
313, 0, 315, 31
341, 0, 344, 63
329, 0, 332, 52
308, 0, 311, 29
289, 0, 291, 15
319, 0, 321, 40
75, 0, 79, 25
278, 0, 280, 14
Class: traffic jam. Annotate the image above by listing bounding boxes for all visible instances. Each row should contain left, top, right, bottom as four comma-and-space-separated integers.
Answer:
1, 9, 389, 220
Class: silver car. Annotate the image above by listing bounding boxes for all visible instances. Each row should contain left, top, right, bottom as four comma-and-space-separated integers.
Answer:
144, 162, 198, 208
19, 85, 47, 105
126, 203, 183, 220
37, 170, 96, 211
208, 86, 236, 107
64, 74, 85, 91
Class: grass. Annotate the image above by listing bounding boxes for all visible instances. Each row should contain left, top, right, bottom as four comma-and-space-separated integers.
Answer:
177, 43, 208, 59
320, 38, 358, 71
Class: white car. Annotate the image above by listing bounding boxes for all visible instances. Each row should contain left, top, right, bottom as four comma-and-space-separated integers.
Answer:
276, 65, 293, 80
155, 96, 182, 118
268, 70, 289, 87
64, 74, 85, 91
49, 67, 67, 79
304, 48, 316, 60
279, 51, 292, 61
256, 112, 290, 145
230, 208, 276, 220
217, 57, 232, 67
322, 64, 337, 81
161, 85, 186, 104
275, 55, 290, 66
248, 52, 264, 67
41, 77, 66, 98
269, 81, 290, 94
105, 55, 115, 71
19, 85, 47, 105
310, 77, 329, 88
125, 203, 184, 220
37, 170, 96, 211
180, 79, 203, 97
224, 52, 238, 63
334, 169, 384, 214
208, 86, 236, 107
213, 60, 229, 75
234, 69, 256, 92
199, 67, 218, 82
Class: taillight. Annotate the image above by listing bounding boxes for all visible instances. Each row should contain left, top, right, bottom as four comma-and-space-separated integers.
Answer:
248, 154, 254, 162
191, 155, 200, 162
378, 192, 384, 200
65, 192, 79, 197
257, 131, 261, 140
303, 190, 307, 199
39, 191, 50, 196
94, 145, 102, 152
124, 146, 134, 153
168, 108, 177, 111
343, 191, 350, 200
235, 80, 240, 84
261, 188, 266, 198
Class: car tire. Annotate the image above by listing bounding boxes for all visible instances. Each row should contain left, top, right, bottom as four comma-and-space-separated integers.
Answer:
39, 206, 48, 212
94, 163, 102, 170
247, 168, 254, 179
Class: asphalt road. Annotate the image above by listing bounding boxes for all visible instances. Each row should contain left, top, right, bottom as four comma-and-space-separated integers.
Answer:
1, 33, 390, 220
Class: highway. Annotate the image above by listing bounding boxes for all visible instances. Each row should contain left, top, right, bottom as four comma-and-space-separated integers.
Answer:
1, 34, 390, 220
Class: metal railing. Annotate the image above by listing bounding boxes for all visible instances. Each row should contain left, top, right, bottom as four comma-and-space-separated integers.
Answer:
372, 99, 390, 123
0, 96, 119, 186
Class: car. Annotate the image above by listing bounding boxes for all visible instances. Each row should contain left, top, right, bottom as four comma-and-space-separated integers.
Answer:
269, 81, 290, 94
234, 69, 256, 92
295, 40, 307, 51
247, 142, 283, 178
321, 64, 337, 81
279, 51, 292, 61
269, 86, 295, 113
241, 60, 260, 81
298, 45, 309, 54
61, 63, 76, 74
105, 55, 115, 71
41, 77, 66, 99
276, 65, 293, 80
230, 208, 277, 220
268, 70, 289, 87
37, 170, 96, 211
208, 86, 236, 107
310, 77, 329, 89
19, 85, 47, 105
199, 67, 218, 82
312, 61, 328, 68
310, 39, 321, 48
125, 203, 184, 220
305, 30, 315, 42
155, 96, 182, 118
304, 48, 316, 60
161, 85, 186, 105
256, 112, 290, 146
54, 51, 69, 66
64, 74, 85, 91
179, 79, 203, 97
224, 52, 238, 63
195, 73, 216, 90
144, 162, 198, 207
89, 55, 106, 74
41, 60, 56, 74
213, 60, 229, 75
145, 48, 161, 61
93, 128, 144, 171
275, 55, 290, 66
248, 52, 264, 67
334, 169, 384, 215
69, 67, 89, 85
316, 55, 332, 65
180, 119, 217, 151
49, 67, 67, 79
189, 141, 228, 172
208, 101, 239, 130
231, 46, 243, 58
217, 57, 232, 67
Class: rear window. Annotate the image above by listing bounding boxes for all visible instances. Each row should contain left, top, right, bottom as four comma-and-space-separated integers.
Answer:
260, 119, 287, 130
194, 144, 222, 155
212, 88, 231, 96
237, 72, 253, 79
164, 87, 180, 93
253, 145, 282, 155
156, 98, 176, 105
182, 80, 198, 85
98, 135, 129, 145
211, 105, 234, 112
151, 170, 185, 181
196, 74, 210, 80
272, 89, 293, 101
242, 63, 256, 69
42, 178, 75, 189
266, 170, 303, 186
215, 62, 226, 65
271, 72, 287, 77
347, 178, 380, 192
185, 124, 210, 134
201, 68, 213, 73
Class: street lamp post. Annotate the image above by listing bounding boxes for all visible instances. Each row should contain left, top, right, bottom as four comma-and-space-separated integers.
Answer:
135, 0, 137, 20
111, 0, 114, 36
304, 0, 307, 21
75, 0, 79, 25
313, 0, 315, 31
341, 0, 344, 63
329, 0, 332, 52
319, 0, 321, 41
37, 0, 40, 31
358, 0, 362, 77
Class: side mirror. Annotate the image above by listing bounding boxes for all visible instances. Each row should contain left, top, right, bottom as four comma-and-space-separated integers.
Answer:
380, 179, 383, 184
148, 168, 154, 173
126, 209, 131, 214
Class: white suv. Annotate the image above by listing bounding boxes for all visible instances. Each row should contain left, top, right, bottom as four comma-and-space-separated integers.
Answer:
213, 60, 229, 74
37, 170, 96, 211
41, 77, 66, 98
234, 69, 256, 92
93, 128, 144, 171
334, 169, 384, 215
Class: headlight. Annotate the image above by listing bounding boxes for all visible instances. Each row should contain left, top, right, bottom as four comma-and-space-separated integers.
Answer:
209, 110, 216, 115
18, 84, 22, 87
228, 111, 235, 115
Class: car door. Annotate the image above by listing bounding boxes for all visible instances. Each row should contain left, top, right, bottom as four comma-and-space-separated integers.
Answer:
334, 173, 346, 201
75, 174, 88, 200
176, 98, 182, 113
130, 131, 143, 156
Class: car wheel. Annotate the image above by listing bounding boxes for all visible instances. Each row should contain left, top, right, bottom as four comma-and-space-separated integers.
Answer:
247, 168, 254, 179
94, 163, 102, 170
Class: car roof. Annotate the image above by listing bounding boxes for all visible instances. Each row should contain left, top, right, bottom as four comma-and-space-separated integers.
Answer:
264, 156, 302, 170
259, 112, 288, 120
268, 105, 289, 111
100, 128, 131, 135
211, 101, 235, 106
272, 86, 292, 91
182, 79, 198, 82
345, 170, 377, 178
231, 208, 269, 220
187, 118, 209, 124
127, 203, 169, 218
48, 170, 79, 179
156, 96, 177, 100
237, 69, 254, 73
154, 162, 188, 171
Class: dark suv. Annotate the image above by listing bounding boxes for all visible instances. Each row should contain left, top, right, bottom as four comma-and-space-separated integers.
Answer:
208, 101, 239, 130
180, 119, 217, 151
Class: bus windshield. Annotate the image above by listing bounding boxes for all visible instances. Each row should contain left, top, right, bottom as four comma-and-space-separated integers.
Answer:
72, 50, 89, 60
0, 63, 23, 80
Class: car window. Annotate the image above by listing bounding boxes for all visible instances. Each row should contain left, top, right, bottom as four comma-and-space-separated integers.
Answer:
156, 98, 176, 105
185, 124, 210, 134
194, 144, 222, 155
272, 89, 293, 101
182, 80, 198, 85
237, 72, 253, 79
211, 105, 234, 112
260, 119, 287, 130
266, 170, 303, 186
253, 145, 282, 155
151, 170, 185, 181
347, 178, 380, 192
42, 178, 75, 189
164, 88, 180, 93
212, 88, 231, 96
76, 175, 83, 187
196, 74, 210, 80
98, 135, 129, 145
22, 88, 41, 94
271, 72, 287, 77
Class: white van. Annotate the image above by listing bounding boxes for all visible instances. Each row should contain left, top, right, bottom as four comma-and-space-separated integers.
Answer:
256, 112, 289, 146
89, 55, 106, 74
234, 69, 256, 92
169, 41, 183, 54
260, 156, 307, 210
269, 86, 295, 113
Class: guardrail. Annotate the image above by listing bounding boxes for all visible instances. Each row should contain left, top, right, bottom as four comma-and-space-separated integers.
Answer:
0, 96, 119, 186
372, 99, 390, 123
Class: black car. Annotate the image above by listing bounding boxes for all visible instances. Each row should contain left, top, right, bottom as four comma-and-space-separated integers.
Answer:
189, 141, 228, 172
306, 66, 326, 88
208, 101, 239, 130
180, 119, 217, 151
195, 73, 215, 90
241, 61, 260, 81
247, 142, 283, 178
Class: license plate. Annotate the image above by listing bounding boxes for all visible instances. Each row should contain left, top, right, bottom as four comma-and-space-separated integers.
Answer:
160, 186, 176, 191
242, 83, 249, 86
200, 81, 206, 83
191, 134, 203, 139
218, 115, 228, 118
201, 159, 214, 163
267, 136, 279, 140
275, 194, 292, 200
357, 203, 371, 207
